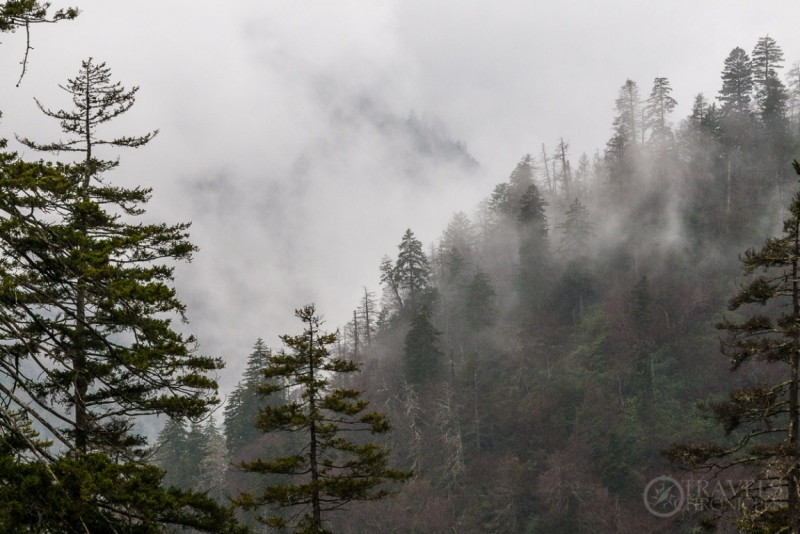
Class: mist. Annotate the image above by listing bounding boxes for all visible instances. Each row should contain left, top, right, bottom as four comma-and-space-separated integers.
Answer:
1, 2, 797, 396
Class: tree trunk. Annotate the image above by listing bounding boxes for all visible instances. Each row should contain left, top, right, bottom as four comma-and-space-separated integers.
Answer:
789, 227, 800, 534
307, 317, 322, 530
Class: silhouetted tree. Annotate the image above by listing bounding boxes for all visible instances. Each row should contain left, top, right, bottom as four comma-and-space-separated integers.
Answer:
235, 305, 411, 533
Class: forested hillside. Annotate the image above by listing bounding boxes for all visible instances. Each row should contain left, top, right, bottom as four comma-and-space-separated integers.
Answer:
152, 36, 800, 533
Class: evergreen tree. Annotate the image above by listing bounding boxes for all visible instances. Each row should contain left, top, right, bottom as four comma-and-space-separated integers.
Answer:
517, 184, 551, 316
441, 211, 476, 261
464, 270, 496, 329
605, 79, 641, 186
508, 154, 536, 202
403, 305, 444, 385
0, 59, 239, 532
644, 77, 677, 144
235, 305, 411, 533
556, 198, 594, 261
752, 36, 788, 124
394, 229, 432, 310
488, 182, 514, 217
718, 47, 754, 115
224, 339, 274, 459
153, 417, 190, 490
197, 418, 229, 503
665, 162, 800, 533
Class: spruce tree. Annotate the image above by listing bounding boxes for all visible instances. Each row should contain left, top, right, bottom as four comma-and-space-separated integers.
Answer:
556, 198, 594, 261
153, 417, 190, 490
718, 47, 754, 115
508, 154, 536, 202
644, 77, 677, 144
464, 270, 496, 329
234, 304, 411, 533
517, 183, 551, 316
403, 304, 444, 385
441, 211, 476, 261
0, 59, 240, 532
224, 339, 274, 459
665, 161, 800, 533
395, 229, 431, 308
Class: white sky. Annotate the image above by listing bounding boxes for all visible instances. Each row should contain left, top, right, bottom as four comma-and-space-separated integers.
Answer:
1, 1, 799, 395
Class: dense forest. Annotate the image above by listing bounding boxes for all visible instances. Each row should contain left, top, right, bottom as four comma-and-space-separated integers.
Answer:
153, 37, 800, 533
4, 4, 800, 534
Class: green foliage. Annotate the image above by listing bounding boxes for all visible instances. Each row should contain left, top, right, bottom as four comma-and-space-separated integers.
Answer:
235, 304, 411, 533
0, 61, 234, 532
403, 305, 444, 385
464, 270, 496, 329
224, 339, 277, 457
517, 183, 550, 316
664, 161, 800, 532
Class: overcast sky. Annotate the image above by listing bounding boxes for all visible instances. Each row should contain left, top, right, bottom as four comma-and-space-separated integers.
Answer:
1, 1, 799, 395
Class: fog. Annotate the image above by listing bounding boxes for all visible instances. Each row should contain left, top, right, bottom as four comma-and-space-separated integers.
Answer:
1, 0, 799, 396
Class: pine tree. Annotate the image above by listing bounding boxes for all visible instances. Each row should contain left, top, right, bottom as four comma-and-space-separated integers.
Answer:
752, 35, 788, 123
441, 211, 476, 261
517, 184, 551, 316
718, 47, 754, 115
665, 161, 800, 533
556, 198, 594, 261
197, 418, 229, 503
644, 77, 677, 145
153, 417, 190, 490
464, 270, 496, 329
224, 339, 276, 459
394, 229, 431, 311
403, 305, 444, 385
235, 305, 411, 533
605, 79, 641, 186
0, 59, 239, 532
488, 182, 514, 217
508, 154, 536, 202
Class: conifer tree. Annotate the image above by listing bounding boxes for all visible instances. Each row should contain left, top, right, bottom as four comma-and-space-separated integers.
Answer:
224, 339, 275, 459
719, 47, 754, 115
508, 154, 536, 202
752, 35, 788, 124
197, 418, 229, 503
517, 184, 551, 316
235, 305, 411, 533
0, 59, 239, 532
403, 305, 444, 385
379, 230, 432, 315
665, 161, 800, 533
153, 417, 190, 490
441, 211, 476, 261
464, 270, 496, 329
644, 77, 677, 144
556, 198, 594, 261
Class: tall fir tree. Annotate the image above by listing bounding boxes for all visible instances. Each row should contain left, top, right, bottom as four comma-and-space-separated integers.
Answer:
235, 305, 411, 533
644, 77, 678, 145
0, 59, 240, 533
224, 339, 276, 459
403, 305, 444, 386
719, 47, 754, 115
666, 161, 800, 533
517, 183, 551, 317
